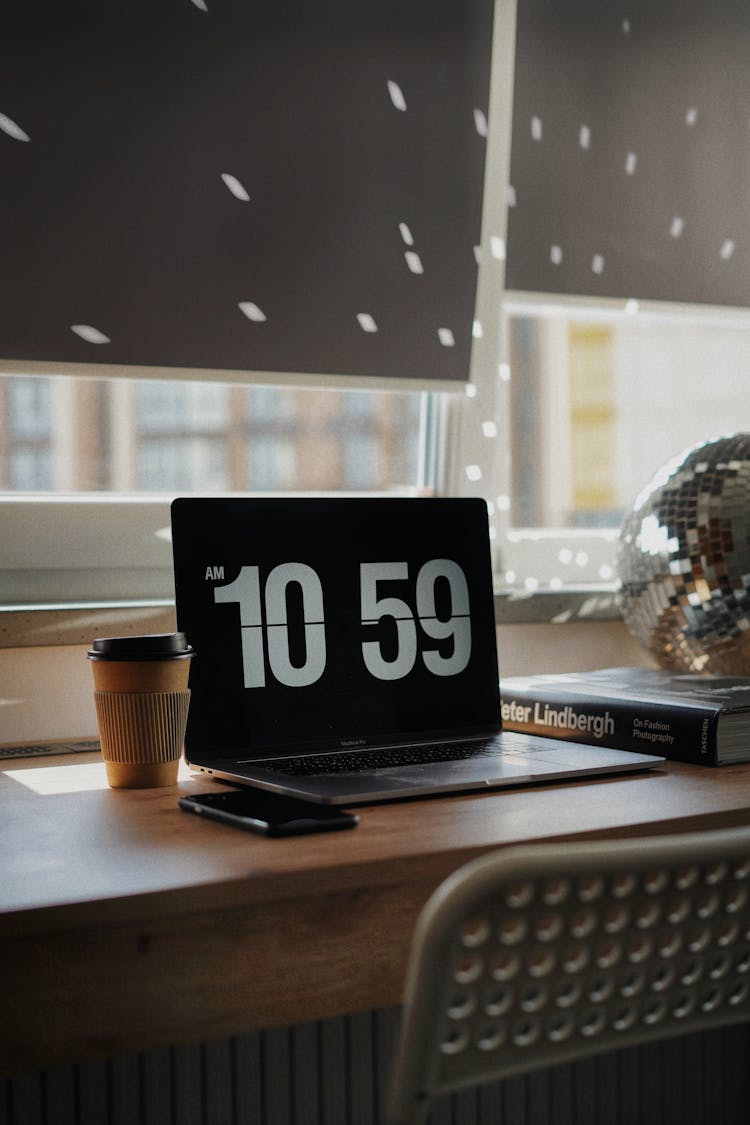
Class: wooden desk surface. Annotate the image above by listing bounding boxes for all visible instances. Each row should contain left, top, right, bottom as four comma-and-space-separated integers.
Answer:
4, 751, 750, 1076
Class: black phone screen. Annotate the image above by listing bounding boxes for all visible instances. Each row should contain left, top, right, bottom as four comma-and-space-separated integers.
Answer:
178, 788, 358, 836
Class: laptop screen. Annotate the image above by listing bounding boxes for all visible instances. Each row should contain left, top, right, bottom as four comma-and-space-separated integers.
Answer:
171, 497, 501, 759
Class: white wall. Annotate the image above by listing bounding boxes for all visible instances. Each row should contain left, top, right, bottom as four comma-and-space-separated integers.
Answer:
0, 644, 96, 744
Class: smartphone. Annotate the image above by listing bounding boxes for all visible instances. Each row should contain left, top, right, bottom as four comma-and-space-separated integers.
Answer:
178, 787, 359, 837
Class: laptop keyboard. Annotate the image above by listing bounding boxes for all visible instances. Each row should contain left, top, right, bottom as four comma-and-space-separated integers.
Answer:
258, 740, 497, 776
0, 738, 101, 760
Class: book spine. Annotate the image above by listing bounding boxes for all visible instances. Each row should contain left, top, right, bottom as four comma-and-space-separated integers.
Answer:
501, 688, 721, 765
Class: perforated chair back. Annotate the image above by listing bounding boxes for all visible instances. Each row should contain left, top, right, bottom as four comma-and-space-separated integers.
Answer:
386, 827, 750, 1125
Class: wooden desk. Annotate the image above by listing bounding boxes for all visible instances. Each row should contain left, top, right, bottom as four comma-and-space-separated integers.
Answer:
3, 752, 750, 1078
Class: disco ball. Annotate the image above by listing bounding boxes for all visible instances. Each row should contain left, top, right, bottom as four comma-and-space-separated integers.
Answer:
617, 433, 750, 673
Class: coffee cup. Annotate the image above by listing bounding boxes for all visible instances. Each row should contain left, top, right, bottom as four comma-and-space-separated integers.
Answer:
88, 633, 195, 788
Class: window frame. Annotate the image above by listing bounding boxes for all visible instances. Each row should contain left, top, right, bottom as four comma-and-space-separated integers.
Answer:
2, 354, 735, 643
490, 291, 750, 604
6, 5, 750, 643
0, 0, 618, 638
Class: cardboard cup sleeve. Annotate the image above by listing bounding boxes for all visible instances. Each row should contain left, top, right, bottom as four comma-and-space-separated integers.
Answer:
94, 689, 191, 788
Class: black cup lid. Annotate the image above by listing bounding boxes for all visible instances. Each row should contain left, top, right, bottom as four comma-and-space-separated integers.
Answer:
87, 633, 195, 661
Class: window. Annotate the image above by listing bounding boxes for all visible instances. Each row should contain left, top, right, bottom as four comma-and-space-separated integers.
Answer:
0, 0, 512, 616
6, 2, 750, 620
9, 447, 53, 492
3, 378, 53, 490
249, 437, 297, 492
7, 287, 750, 611
0, 374, 435, 607
491, 0, 750, 597
0, 376, 426, 497
495, 301, 750, 593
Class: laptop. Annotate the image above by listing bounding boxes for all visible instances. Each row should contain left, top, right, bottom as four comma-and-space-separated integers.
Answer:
171, 496, 663, 804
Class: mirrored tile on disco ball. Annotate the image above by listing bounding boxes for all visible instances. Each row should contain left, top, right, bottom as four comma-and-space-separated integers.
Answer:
617, 434, 750, 674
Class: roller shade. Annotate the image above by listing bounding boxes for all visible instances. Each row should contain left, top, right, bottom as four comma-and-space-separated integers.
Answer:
506, 0, 750, 308
0, 0, 501, 389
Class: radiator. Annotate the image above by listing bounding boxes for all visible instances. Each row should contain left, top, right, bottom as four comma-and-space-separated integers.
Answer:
3, 1009, 750, 1124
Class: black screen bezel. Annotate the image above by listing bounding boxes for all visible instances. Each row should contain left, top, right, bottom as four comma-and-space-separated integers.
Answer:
171, 496, 501, 762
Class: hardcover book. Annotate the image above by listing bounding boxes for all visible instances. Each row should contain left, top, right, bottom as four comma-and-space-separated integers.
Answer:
501, 666, 750, 766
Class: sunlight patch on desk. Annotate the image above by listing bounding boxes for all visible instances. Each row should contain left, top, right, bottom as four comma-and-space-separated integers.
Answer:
4, 758, 193, 794
5, 761, 110, 793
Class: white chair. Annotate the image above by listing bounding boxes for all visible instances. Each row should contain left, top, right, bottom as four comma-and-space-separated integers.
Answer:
387, 827, 750, 1125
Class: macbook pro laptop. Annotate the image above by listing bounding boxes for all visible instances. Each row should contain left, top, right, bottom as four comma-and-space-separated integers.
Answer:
171, 497, 663, 804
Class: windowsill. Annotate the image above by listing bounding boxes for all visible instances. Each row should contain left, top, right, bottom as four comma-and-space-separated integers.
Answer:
0, 586, 622, 648
494, 584, 620, 624
0, 601, 178, 649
